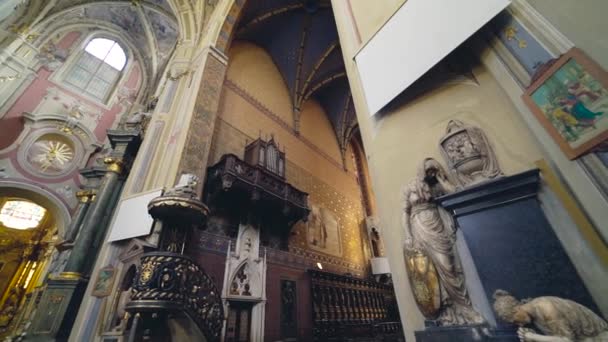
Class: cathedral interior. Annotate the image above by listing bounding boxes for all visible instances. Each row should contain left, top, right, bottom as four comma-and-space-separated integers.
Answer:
0, 0, 607, 341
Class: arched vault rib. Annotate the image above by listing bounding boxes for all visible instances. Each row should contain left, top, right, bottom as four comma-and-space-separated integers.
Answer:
236, 4, 305, 36
296, 42, 338, 110
135, 4, 160, 76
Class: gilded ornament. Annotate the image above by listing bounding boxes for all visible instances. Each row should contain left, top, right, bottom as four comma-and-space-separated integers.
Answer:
57, 271, 82, 280
504, 26, 528, 49
76, 190, 95, 203
28, 139, 74, 174
103, 157, 124, 174
404, 249, 441, 318
139, 262, 154, 283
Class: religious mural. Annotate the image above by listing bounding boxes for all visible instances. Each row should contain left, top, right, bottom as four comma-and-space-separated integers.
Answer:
305, 203, 342, 256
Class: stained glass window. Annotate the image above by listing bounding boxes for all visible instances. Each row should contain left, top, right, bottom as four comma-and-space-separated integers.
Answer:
0, 200, 46, 230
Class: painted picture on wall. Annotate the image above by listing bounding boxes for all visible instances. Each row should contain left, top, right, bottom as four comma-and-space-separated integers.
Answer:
306, 204, 342, 257
92, 266, 116, 297
523, 48, 608, 159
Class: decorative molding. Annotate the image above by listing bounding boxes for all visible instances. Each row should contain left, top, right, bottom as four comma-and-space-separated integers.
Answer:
508, 0, 574, 55
192, 232, 365, 277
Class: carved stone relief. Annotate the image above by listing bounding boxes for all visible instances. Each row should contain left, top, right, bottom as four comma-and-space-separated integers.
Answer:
223, 223, 265, 300
439, 120, 503, 188
221, 223, 267, 342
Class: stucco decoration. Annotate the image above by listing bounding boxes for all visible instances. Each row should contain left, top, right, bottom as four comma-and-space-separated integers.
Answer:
36, 88, 103, 130
37, 40, 69, 71
33, 0, 178, 82
493, 290, 608, 342
439, 120, 503, 188
15, 113, 101, 179
402, 158, 483, 325
26, 135, 74, 174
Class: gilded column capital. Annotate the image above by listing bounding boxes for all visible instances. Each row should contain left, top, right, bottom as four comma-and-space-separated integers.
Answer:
55, 271, 83, 280
103, 157, 125, 174
76, 189, 96, 203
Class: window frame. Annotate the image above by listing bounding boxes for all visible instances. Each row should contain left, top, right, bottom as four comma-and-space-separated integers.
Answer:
53, 33, 132, 107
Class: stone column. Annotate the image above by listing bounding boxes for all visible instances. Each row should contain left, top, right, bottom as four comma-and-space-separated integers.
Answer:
65, 190, 93, 242
27, 130, 141, 341
62, 160, 121, 275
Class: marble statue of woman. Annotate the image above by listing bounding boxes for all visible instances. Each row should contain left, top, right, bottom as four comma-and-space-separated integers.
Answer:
493, 290, 608, 342
402, 158, 483, 325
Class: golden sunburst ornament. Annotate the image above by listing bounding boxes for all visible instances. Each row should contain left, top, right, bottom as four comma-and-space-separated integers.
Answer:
29, 139, 74, 173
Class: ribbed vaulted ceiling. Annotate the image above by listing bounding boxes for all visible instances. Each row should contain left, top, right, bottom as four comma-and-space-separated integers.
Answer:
236, 0, 357, 149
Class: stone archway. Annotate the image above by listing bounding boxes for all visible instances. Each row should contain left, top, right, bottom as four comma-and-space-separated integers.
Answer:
0, 180, 71, 336
0, 180, 71, 237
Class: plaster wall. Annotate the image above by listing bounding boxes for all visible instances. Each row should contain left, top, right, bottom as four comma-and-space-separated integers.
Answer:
0, 29, 142, 148
0, 29, 143, 212
526, 0, 608, 70
213, 41, 358, 198
347, 0, 406, 45
332, 1, 545, 339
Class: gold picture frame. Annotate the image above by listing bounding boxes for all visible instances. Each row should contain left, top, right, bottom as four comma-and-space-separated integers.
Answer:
523, 48, 608, 159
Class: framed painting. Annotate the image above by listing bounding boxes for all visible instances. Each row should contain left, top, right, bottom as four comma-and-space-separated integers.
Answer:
92, 266, 116, 297
523, 48, 608, 159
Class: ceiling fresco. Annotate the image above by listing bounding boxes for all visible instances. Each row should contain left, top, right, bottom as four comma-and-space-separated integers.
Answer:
236, 0, 357, 149
37, 0, 179, 80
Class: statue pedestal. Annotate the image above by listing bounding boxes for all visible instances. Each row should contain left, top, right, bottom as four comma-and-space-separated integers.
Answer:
27, 275, 88, 341
436, 169, 597, 329
415, 325, 517, 342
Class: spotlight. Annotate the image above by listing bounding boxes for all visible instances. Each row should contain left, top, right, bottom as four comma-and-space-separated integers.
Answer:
316, 262, 323, 270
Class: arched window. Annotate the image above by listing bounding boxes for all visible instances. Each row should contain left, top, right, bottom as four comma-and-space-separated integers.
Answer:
0, 200, 46, 230
64, 38, 127, 101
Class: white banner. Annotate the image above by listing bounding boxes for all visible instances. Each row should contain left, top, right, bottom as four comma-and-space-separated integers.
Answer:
355, 0, 511, 115
106, 188, 163, 242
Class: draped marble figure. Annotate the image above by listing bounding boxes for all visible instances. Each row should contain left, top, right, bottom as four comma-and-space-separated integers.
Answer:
493, 290, 608, 342
402, 158, 483, 325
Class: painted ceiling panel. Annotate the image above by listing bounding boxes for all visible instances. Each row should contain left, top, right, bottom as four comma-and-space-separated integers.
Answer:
39, 1, 178, 80
145, 8, 179, 60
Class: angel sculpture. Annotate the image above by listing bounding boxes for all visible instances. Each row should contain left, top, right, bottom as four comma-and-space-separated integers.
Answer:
493, 289, 608, 342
